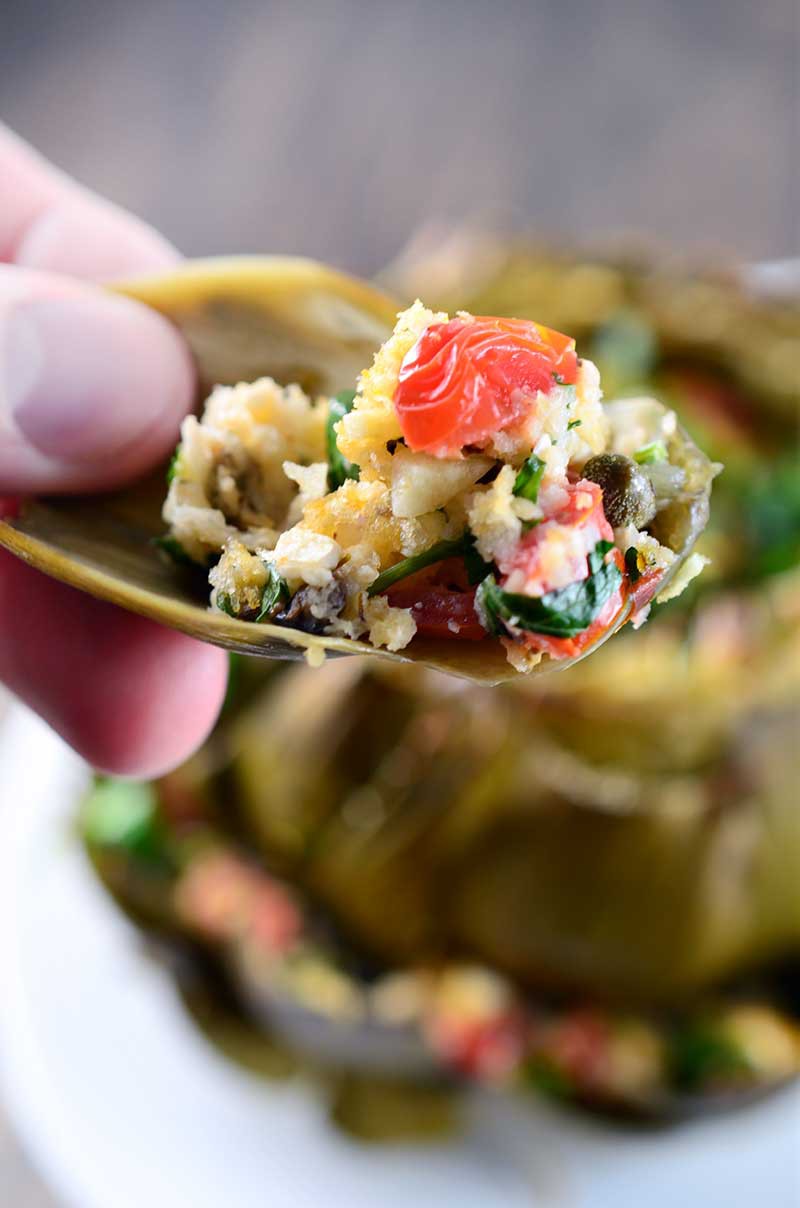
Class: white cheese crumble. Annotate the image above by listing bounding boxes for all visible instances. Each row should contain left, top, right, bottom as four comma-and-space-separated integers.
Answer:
363, 596, 417, 651
271, 528, 341, 587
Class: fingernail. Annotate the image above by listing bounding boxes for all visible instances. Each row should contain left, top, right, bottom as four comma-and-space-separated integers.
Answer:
4, 291, 192, 464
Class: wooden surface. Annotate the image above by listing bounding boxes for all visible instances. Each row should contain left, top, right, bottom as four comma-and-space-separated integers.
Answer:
0, 1, 797, 1204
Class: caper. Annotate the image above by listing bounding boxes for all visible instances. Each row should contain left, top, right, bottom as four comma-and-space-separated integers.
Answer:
582, 453, 657, 529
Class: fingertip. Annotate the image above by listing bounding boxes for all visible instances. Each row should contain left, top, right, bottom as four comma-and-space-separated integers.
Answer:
15, 193, 181, 283
79, 623, 230, 778
0, 271, 196, 493
0, 554, 229, 778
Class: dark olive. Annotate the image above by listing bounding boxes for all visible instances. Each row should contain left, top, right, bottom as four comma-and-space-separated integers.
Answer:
582, 453, 657, 529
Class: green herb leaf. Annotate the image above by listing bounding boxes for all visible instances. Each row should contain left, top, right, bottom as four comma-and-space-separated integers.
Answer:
463, 538, 494, 586
216, 592, 237, 618
326, 389, 360, 490
634, 440, 667, 465
624, 546, 641, 583
566, 419, 582, 431
513, 453, 546, 503
669, 1021, 750, 1091
80, 778, 172, 869
256, 563, 292, 621
475, 541, 621, 639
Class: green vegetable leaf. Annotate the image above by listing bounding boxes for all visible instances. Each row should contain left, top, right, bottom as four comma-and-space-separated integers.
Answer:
80, 778, 172, 868
475, 541, 621, 639
669, 1021, 750, 1091
634, 440, 667, 464
741, 454, 800, 582
217, 566, 291, 622
566, 419, 582, 431
256, 563, 292, 621
216, 592, 238, 618
463, 539, 494, 586
513, 453, 546, 503
326, 389, 360, 490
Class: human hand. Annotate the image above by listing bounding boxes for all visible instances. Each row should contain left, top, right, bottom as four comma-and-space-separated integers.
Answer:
0, 125, 228, 776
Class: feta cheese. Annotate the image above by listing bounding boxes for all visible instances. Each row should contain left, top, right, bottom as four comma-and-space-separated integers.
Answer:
271, 528, 341, 587
364, 596, 417, 651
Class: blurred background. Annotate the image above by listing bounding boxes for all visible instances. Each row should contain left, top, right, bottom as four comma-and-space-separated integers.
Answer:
2, 0, 797, 271
0, 1, 797, 1205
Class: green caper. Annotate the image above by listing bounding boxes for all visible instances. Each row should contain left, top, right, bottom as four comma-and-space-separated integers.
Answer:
582, 453, 657, 529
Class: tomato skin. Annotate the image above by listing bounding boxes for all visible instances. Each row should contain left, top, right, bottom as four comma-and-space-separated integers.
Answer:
503, 480, 613, 594
394, 316, 578, 456
387, 590, 485, 642
516, 549, 629, 660
630, 567, 663, 614
379, 479, 638, 654
385, 558, 486, 641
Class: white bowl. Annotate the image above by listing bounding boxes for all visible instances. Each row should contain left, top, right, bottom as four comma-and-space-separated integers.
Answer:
0, 703, 799, 1208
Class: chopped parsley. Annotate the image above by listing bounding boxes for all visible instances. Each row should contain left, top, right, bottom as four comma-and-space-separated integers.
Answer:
217, 564, 291, 622
475, 541, 622, 639
215, 593, 238, 618
512, 453, 546, 503
256, 563, 292, 621
567, 419, 582, 431
326, 389, 360, 490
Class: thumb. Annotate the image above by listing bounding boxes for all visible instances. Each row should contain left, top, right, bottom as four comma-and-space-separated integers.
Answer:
0, 264, 194, 494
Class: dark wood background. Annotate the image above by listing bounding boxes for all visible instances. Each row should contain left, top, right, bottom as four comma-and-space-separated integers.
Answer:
0, 1, 797, 1203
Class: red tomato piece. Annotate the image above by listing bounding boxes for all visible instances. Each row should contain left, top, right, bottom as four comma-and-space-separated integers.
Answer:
515, 549, 628, 661
394, 315, 578, 456
630, 566, 664, 615
386, 558, 486, 641
502, 480, 613, 593
386, 586, 485, 641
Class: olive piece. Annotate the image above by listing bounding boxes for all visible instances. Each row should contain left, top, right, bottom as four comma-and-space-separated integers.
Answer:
583, 453, 657, 529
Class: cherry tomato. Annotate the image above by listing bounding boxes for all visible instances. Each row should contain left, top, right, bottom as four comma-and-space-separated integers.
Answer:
394, 315, 578, 456
503, 481, 613, 594
386, 558, 486, 641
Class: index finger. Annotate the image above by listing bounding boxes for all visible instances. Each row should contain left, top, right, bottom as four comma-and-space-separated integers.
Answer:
0, 123, 179, 280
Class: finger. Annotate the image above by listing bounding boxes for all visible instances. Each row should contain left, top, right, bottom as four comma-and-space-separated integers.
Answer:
0, 264, 195, 493
0, 123, 178, 280
0, 550, 228, 777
